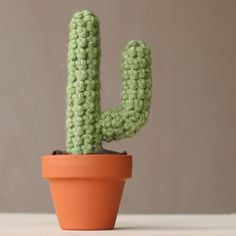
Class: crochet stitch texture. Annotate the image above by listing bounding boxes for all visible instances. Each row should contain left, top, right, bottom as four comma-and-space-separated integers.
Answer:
66, 10, 152, 154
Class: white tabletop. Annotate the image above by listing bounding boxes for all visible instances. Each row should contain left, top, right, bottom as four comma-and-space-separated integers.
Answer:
1, 213, 236, 236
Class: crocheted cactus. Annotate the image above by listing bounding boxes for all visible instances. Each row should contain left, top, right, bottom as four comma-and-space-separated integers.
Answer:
66, 10, 152, 154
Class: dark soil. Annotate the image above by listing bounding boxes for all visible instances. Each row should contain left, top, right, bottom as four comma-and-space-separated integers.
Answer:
52, 148, 127, 155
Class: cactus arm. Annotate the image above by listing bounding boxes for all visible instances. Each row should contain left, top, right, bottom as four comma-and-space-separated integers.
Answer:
66, 10, 102, 154
101, 41, 152, 142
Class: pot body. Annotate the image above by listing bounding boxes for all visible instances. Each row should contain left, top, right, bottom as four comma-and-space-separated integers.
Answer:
42, 154, 132, 230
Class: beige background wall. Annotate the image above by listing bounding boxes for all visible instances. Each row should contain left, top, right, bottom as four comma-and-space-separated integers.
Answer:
0, 0, 235, 213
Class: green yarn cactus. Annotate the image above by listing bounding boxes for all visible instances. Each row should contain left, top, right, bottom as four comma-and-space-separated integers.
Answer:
66, 10, 152, 154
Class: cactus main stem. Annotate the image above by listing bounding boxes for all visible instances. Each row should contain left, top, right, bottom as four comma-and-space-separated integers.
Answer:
66, 10, 102, 154
66, 10, 152, 154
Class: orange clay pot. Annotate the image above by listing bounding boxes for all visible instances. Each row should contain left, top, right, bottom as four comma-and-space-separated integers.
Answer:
42, 154, 132, 230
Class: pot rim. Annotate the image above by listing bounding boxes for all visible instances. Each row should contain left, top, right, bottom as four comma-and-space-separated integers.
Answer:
42, 154, 132, 180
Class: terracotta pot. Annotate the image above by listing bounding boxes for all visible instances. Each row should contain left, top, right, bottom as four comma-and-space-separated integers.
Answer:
42, 154, 132, 230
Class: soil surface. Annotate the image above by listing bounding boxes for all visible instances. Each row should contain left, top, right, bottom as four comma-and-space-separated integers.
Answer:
52, 148, 127, 155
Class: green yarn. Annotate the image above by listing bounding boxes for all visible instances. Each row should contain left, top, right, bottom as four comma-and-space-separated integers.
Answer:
66, 10, 152, 154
